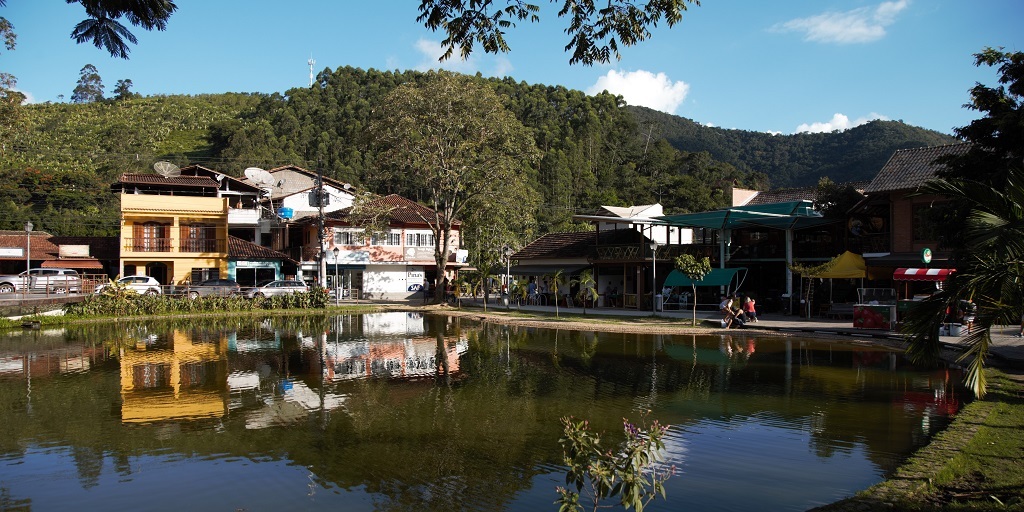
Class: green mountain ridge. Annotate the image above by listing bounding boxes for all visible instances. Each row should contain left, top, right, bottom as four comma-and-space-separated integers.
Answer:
1, 67, 962, 240
628, 105, 959, 188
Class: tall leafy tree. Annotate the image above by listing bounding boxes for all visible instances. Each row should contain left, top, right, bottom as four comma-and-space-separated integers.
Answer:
417, 0, 701, 65
113, 78, 136, 100
71, 64, 104, 103
904, 48, 1024, 399
369, 70, 540, 301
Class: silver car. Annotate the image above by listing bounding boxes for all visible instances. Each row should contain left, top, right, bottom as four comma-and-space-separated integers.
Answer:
0, 268, 82, 294
94, 275, 162, 295
244, 279, 308, 298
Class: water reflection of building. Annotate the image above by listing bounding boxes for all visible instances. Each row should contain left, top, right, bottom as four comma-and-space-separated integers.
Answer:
119, 330, 228, 423
322, 336, 467, 381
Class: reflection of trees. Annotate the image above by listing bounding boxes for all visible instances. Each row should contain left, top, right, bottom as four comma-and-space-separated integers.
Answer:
0, 315, 969, 505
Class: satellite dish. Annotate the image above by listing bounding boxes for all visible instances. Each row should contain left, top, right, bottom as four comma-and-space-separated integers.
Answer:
244, 167, 277, 187
243, 167, 266, 183
153, 161, 181, 178
275, 178, 286, 188
214, 174, 225, 182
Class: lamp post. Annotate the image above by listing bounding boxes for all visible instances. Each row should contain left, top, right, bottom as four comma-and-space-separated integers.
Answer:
24, 222, 32, 274
502, 245, 513, 308
332, 246, 340, 305
649, 241, 660, 314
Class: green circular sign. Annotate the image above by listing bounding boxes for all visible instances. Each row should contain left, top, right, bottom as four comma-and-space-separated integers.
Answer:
921, 248, 932, 264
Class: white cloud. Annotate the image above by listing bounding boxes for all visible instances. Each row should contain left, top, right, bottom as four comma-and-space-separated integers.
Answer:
795, 112, 889, 133
414, 39, 477, 73
771, 0, 909, 44
585, 69, 689, 115
413, 38, 515, 78
15, 89, 34, 104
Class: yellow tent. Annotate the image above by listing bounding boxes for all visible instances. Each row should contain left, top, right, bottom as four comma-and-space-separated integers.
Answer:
814, 251, 866, 279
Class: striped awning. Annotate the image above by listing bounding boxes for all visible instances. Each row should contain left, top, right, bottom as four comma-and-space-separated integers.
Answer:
893, 268, 954, 281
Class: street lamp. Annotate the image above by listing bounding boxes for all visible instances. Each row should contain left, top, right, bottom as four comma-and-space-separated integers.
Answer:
649, 241, 660, 314
24, 221, 32, 273
503, 245, 513, 308
332, 246, 340, 305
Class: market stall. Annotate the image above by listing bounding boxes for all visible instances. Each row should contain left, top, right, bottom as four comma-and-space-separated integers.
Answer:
854, 287, 896, 330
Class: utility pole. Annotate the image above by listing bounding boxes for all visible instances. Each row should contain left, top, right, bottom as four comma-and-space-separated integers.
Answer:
317, 163, 326, 288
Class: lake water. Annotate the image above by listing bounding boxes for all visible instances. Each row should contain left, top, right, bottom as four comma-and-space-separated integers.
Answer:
0, 312, 967, 511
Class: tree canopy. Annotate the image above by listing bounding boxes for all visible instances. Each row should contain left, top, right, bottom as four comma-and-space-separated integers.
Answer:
368, 71, 540, 299
417, 0, 700, 65
904, 47, 1024, 399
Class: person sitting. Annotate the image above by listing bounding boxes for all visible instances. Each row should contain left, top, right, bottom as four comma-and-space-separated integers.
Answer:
719, 295, 737, 328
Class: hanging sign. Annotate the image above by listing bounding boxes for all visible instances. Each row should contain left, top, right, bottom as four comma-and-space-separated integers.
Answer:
921, 248, 932, 265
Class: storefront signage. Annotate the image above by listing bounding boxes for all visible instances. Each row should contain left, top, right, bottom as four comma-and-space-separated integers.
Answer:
921, 248, 932, 265
0, 248, 23, 257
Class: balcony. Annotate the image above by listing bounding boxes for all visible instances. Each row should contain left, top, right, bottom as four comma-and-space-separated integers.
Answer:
228, 207, 260, 226
123, 238, 226, 254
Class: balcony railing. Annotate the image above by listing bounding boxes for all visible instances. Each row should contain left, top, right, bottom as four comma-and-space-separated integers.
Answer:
123, 238, 225, 253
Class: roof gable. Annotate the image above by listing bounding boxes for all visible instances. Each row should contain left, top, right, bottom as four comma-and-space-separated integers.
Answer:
325, 194, 459, 226
228, 236, 296, 262
863, 143, 970, 194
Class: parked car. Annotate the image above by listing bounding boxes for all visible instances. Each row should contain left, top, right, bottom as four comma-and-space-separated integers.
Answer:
184, 278, 241, 299
244, 279, 308, 298
0, 268, 82, 294
94, 275, 163, 295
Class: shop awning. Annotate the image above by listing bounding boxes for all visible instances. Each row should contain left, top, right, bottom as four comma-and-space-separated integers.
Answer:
664, 267, 747, 288
893, 268, 955, 281
41, 258, 104, 270
508, 264, 590, 276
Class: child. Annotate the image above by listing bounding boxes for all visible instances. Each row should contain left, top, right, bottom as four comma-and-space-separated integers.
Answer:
743, 296, 758, 323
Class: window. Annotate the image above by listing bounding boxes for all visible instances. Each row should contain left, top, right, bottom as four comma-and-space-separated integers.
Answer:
406, 232, 435, 247
334, 230, 357, 246
371, 231, 402, 246
181, 224, 217, 252
912, 203, 946, 242
133, 222, 169, 252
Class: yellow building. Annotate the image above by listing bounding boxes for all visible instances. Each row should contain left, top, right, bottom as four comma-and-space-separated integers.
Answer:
115, 173, 230, 285
119, 329, 229, 423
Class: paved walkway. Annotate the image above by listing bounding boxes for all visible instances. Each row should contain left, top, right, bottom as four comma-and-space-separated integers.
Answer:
455, 299, 1024, 367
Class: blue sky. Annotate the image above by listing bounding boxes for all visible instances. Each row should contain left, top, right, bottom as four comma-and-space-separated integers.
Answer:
3, 1, 1022, 135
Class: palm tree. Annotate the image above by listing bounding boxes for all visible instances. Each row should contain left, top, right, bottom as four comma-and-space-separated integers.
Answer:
903, 167, 1024, 398
509, 278, 528, 311
546, 269, 567, 318
574, 269, 598, 315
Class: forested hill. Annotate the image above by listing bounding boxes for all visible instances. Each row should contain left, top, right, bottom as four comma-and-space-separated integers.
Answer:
629, 106, 959, 188
2, 66, 960, 240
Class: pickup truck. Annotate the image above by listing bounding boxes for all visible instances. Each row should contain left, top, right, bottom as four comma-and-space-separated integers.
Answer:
0, 268, 83, 294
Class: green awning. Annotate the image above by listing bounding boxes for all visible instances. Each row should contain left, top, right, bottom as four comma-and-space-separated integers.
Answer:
656, 200, 834, 231
664, 267, 747, 287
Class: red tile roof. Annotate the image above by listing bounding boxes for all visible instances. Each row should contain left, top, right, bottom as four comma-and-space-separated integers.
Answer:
325, 194, 460, 226
116, 173, 220, 189
863, 143, 971, 194
0, 233, 118, 263
513, 229, 645, 259
228, 236, 296, 263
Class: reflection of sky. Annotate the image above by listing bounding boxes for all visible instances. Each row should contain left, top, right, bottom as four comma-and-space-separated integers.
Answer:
0, 447, 376, 511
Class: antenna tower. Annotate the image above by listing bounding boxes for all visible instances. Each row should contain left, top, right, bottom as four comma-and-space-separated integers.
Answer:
308, 56, 316, 87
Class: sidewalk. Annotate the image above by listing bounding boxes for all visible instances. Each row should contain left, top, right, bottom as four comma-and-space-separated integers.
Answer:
451, 299, 1024, 367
